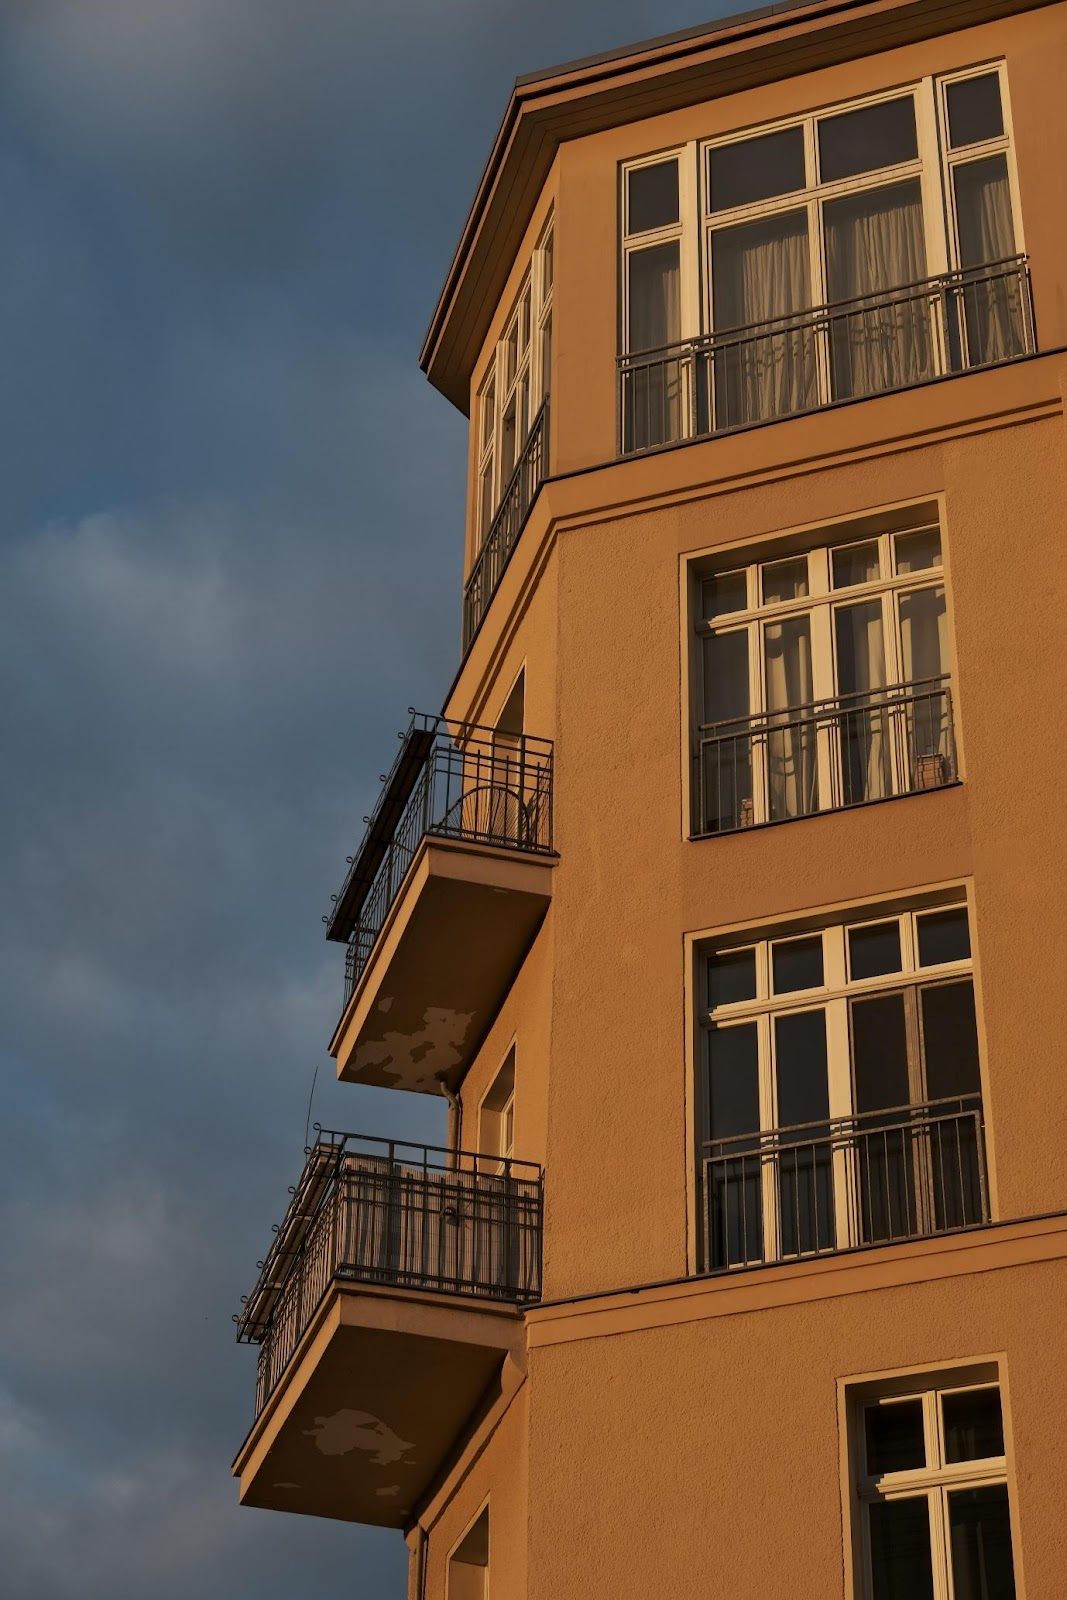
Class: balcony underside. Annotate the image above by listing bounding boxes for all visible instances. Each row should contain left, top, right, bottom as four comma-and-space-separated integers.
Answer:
234, 1284, 521, 1527
331, 838, 554, 1090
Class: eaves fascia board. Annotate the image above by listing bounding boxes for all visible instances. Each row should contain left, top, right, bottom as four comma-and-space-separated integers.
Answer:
419, 0, 1058, 413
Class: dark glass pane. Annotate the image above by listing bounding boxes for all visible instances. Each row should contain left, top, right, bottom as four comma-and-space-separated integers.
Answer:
922, 981, 980, 1099
709, 125, 806, 211
868, 1498, 935, 1600
832, 540, 881, 588
819, 97, 918, 182
917, 908, 970, 966
703, 571, 748, 619
775, 1010, 830, 1126
628, 160, 680, 234
762, 556, 809, 603
850, 921, 902, 980
701, 631, 753, 834
944, 1388, 1005, 1462
949, 1485, 1016, 1599
773, 936, 824, 994
627, 241, 681, 351
708, 1024, 760, 1139
852, 993, 910, 1110
947, 74, 1004, 149
704, 630, 750, 723
708, 949, 757, 1008
865, 1399, 926, 1474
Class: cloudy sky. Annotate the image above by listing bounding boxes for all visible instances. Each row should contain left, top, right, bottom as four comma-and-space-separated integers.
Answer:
0, 2, 736, 1593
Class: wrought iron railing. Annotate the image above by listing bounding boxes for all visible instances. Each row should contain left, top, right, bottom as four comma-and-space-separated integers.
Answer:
620, 256, 1035, 455
237, 1131, 543, 1418
327, 714, 554, 1008
463, 400, 549, 652
702, 1094, 987, 1273
693, 674, 955, 838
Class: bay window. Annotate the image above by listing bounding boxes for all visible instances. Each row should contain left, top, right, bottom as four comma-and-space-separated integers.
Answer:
620, 64, 1031, 451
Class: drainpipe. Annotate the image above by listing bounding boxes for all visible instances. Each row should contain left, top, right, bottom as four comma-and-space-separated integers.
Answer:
438, 1076, 462, 1165
413, 1524, 428, 1600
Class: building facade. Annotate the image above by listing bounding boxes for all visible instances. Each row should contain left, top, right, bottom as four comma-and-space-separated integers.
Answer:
233, 2, 1067, 1595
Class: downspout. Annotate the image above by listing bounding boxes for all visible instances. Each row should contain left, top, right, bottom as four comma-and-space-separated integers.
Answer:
438, 1076, 462, 1164
414, 1524, 428, 1600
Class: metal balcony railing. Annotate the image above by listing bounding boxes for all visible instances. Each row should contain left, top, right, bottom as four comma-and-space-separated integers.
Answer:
325, 713, 554, 1008
619, 256, 1035, 455
463, 400, 549, 653
693, 674, 956, 838
702, 1094, 988, 1273
237, 1131, 543, 1418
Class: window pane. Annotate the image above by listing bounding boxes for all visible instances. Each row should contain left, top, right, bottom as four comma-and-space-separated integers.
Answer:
944, 1388, 1005, 1462
954, 155, 1015, 268
541, 230, 554, 292
849, 921, 902, 979
947, 74, 1005, 149
775, 1010, 830, 1126
703, 571, 748, 619
708, 948, 757, 1008
703, 629, 750, 723
762, 557, 808, 604
921, 980, 981, 1100
852, 991, 911, 1111
628, 242, 681, 352
709, 125, 806, 211
899, 586, 946, 683
895, 528, 941, 574
481, 380, 495, 451
707, 1022, 760, 1137
701, 630, 753, 833
868, 1497, 935, 1600
628, 160, 679, 234
948, 1485, 1016, 1599
819, 97, 918, 182
865, 1399, 926, 1475
772, 936, 824, 993
832, 541, 880, 588
764, 614, 818, 820
917, 908, 970, 966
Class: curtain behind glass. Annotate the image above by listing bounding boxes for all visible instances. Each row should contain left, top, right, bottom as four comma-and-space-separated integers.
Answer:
953, 156, 1024, 366
835, 600, 890, 803
900, 585, 950, 774
825, 179, 932, 400
712, 210, 817, 428
626, 242, 682, 449
764, 615, 817, 820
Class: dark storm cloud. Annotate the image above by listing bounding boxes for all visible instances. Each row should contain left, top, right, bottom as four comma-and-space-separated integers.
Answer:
0, 2, 733, 1595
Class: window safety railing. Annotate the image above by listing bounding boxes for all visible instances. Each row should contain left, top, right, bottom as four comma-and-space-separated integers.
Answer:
693, 675, 956, 837
463, 400, 548, 653
236, 1131, 543, 1417
620, 257, 1035, 455
702, 1094, 987, 1273
326, 713, 554, 1008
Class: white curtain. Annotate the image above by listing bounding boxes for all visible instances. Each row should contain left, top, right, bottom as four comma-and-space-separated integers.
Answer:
899, 585, 948, 767
712, 210, 816, 427
834, 601, 889, 803
764, 615, 817, 820
825, 179, 932, 399
626, 242, 682, 447
953, 155, 1023, 364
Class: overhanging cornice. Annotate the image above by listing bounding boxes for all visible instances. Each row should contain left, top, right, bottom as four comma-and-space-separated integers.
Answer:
419, 0, 1059, 414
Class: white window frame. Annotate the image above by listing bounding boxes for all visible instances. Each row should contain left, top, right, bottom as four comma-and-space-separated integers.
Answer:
698, 896, 982, 1267
693, 520, 953, 830
937, 61, 1025, 271
851, 1375, 1017, 1600
475, 221, 553, 548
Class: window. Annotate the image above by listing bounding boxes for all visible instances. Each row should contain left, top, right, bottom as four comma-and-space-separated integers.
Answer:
852, 1377, 1017, 1599
693, 517, 955, 836
481, 1048, 517, 1172
448, 1506, 490, 1600
476, 223, 553, 545
620, 66, 1029, 451
699, 900, 987, 1271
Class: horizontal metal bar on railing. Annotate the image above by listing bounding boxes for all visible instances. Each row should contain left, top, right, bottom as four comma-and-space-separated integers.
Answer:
693, 676, 955, 837
463, 400, 548, 654
239, 1129, 544, 1417
619, 256, 1035, 455
702, 1094, 987, 1274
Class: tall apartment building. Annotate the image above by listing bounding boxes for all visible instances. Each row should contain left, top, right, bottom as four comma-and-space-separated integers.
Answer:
233, 2, 1067, 1595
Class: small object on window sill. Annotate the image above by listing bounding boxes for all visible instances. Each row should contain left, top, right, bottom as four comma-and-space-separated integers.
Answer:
739, 798, 756, 827
916, 753, 949, 790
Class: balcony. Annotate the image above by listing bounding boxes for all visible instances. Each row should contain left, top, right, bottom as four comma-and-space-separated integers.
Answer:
703, 1094, 988, 1273
693, 675, 956, 838
234, 1132, 542, 1526
619, 256, 1035, 455
463, 399, 548, 653
326, 714, 555, 1088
